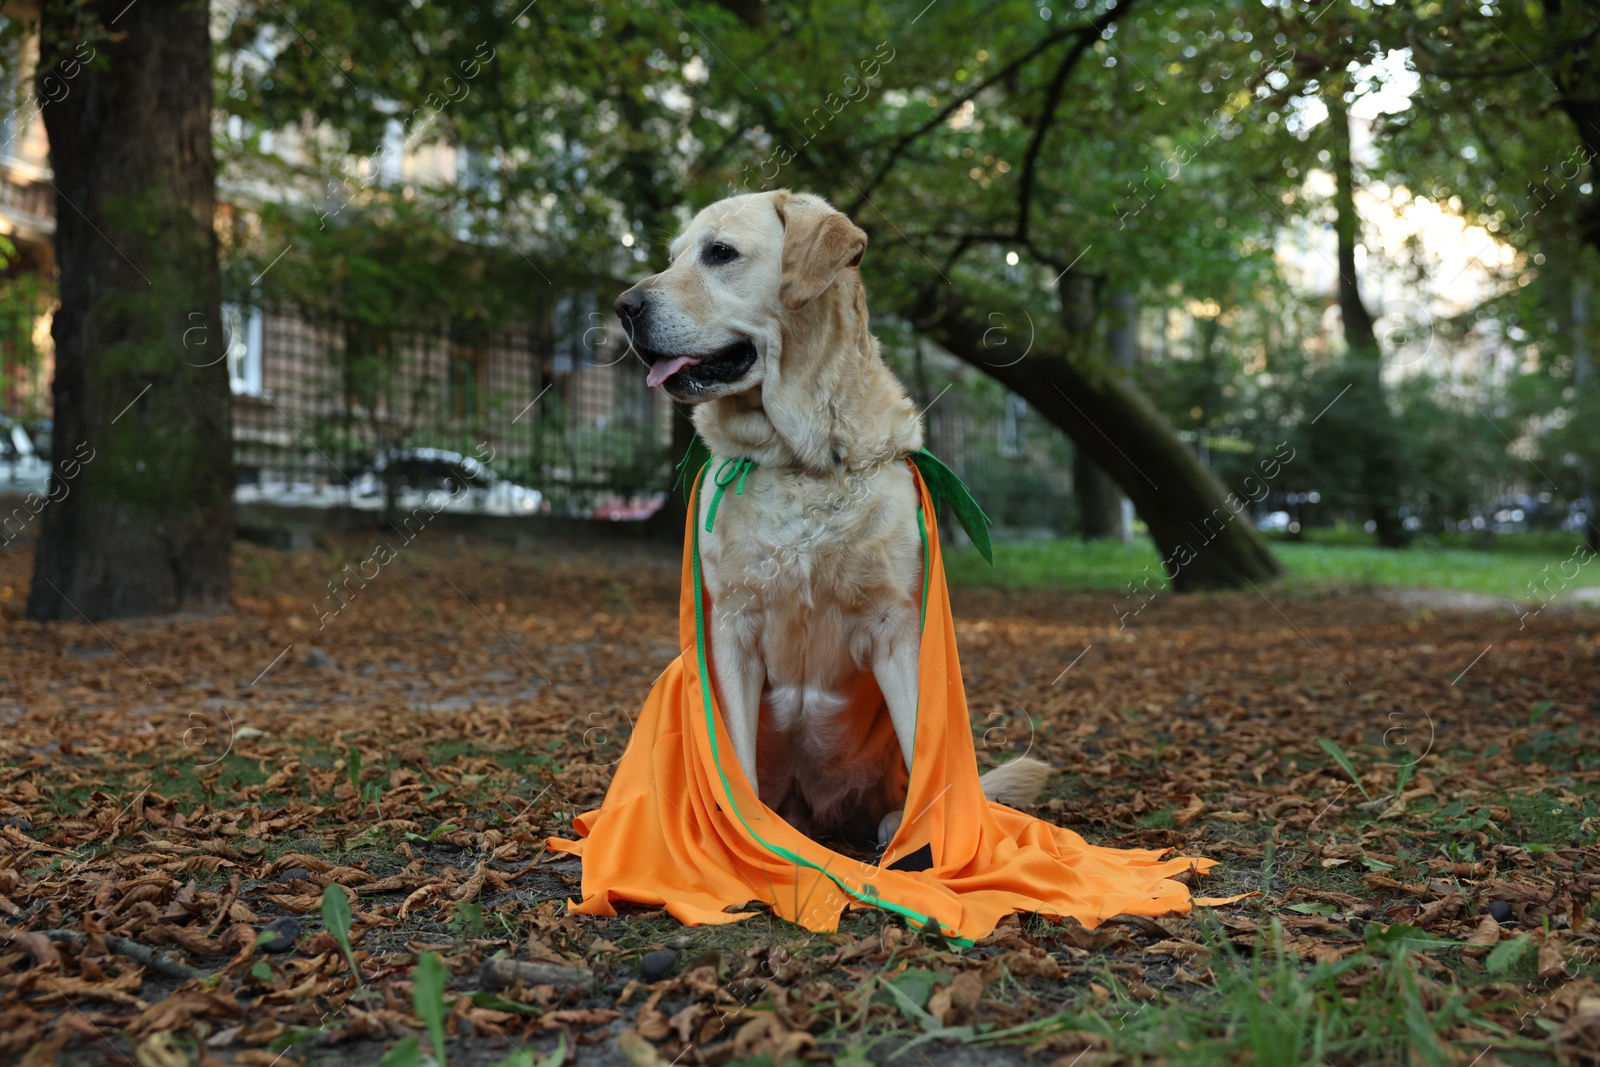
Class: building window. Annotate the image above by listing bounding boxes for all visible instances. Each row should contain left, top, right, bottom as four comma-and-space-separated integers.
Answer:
224, 304, 264, 395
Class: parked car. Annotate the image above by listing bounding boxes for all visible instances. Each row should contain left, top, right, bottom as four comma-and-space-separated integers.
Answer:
364, 447, 493, 492
1, 416, 46, 484
2, 416, 35, 457
356, 448, 542, 513
1562, 499, 1593, 534
1481, 493, 1568, 533
592, 493, 666, 521
25, 418, 50, 460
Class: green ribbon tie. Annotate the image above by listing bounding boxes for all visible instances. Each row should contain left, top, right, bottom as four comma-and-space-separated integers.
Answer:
705, 456, 756, 532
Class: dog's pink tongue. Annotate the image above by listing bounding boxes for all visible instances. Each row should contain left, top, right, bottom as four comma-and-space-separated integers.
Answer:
646, 355, 700, 387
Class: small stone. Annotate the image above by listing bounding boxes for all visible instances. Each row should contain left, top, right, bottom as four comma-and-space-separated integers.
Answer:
1486, 900, 1514, 924
304, 648, 338, 670
259, 917, 300, 953
639, 949, 678, 982
665, 935, 692, 950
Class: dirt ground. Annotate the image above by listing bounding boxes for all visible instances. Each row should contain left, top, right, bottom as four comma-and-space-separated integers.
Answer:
0, 532, 1597, 1066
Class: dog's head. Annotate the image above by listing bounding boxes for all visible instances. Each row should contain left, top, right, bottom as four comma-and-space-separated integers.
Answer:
613, 190, 868, 403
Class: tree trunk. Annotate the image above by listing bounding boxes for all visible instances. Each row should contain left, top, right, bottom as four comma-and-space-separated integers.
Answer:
28, 1, 231, 620
1073, 447, 1123, 540
910, 290, 1281, 591
1088, 287, 1139, 543
1539, 0, 1600, 253
1570, 271, 1599, 553
1061, 276, 1125, 541
1331, 99, 1378, 359
1329, 91, 1408, 548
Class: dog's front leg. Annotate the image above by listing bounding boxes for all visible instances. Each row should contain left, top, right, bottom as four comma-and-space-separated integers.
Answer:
870, 608, 920, 844
710, 610, 766, 795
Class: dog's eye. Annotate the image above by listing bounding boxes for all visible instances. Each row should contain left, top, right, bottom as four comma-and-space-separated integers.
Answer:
703, 241, 740, 265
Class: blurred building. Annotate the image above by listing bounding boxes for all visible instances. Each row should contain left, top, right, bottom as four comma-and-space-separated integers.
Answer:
0, 15, 1078, 529
0, 54, 54, 421
0, 21, 677, 517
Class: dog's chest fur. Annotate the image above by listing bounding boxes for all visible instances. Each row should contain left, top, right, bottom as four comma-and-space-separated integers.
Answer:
698, 461, 922, 826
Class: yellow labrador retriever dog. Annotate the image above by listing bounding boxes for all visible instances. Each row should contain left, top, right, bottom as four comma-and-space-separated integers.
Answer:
614, 190, 1048, 849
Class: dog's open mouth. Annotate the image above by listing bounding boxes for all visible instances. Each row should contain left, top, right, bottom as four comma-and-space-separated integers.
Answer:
641, 338, 758, 390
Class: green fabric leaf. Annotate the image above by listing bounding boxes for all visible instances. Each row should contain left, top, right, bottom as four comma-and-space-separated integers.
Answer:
911, 449, 994, 566
674, 435, 712, 502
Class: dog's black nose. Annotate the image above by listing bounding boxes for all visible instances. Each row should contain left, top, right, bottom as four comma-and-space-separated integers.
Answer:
614, 287, 645, 320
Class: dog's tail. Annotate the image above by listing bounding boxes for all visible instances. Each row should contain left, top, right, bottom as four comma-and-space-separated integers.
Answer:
977, 757, 1052, 807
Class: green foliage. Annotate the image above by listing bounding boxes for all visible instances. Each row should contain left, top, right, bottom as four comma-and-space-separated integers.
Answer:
377, 1036, 424, 1067
345, 745, 362, 796
488, 1040, 566, 1067
874, 967, 951, 1015
204, 0, 1600, 538
919, 917, 1500, 1066
1513, 727, 1600, 773
1486, 934, 1536, 977
405, 822, 459, 845
381, 951, 567, 1067
0, 235, 50, 414
221, 197, 563, 334
321, 883, 360, 980
1317, 738, 1372, 801
413, 952, 449, 1067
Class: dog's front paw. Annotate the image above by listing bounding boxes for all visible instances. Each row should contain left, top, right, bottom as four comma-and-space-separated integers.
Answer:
876, 808, 903, 848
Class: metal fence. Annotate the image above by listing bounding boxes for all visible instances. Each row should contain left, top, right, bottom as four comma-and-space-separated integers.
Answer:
228, 296, 679, 520
894, 347, 1078, 535
2, 293, 1083, 531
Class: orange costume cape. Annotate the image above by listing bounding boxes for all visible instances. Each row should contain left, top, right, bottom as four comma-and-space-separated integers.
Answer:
549, 457, 1226, 944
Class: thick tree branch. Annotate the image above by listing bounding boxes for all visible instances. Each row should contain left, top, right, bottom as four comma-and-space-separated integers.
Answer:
900, 286, 1280, 591
845, 1, 1130, 214
1015, 31, 1099, 246
1407, 26, 1600, 82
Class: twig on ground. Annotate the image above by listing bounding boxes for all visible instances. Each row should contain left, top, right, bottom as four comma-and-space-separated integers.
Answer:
16, 928, 207, 981
480, 957, 595, 991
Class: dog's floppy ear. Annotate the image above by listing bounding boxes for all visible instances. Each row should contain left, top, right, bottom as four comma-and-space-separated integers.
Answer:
774, 192, 867, 311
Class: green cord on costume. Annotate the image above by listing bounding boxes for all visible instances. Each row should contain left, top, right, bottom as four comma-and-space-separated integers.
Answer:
705, 456, 756, 532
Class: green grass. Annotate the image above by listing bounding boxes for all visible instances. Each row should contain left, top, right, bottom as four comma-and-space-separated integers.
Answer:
1020, 919, 1536, 1067
594, 904, 1526, 1065
943, 531, 1597, 599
